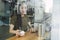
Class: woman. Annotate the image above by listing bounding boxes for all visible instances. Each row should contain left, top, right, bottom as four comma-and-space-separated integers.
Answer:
9, 1, 32, 37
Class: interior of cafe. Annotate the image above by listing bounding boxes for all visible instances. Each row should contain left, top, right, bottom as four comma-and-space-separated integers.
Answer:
0, 0, 52, 40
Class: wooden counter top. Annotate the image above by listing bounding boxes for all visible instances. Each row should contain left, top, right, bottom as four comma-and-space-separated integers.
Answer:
6, 32, 38, 40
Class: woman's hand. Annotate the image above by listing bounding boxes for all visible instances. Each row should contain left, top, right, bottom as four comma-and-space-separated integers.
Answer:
15, 30, 25, 37
15, 30, 20, 37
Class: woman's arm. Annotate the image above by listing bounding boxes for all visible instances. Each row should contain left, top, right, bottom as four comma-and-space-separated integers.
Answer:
9, 24, 17, 34
9, 24, 24, 37
9, 24, 20, 34
28, 22, 36, 32
28, 22, 32, 28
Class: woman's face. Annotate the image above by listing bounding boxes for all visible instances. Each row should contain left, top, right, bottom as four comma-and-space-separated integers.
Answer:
20, 3, 27, 15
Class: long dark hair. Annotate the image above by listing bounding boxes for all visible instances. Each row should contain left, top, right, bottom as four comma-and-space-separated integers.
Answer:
13, 4, 22, 30
14, 1, 26, 30
16, 4, 22, 28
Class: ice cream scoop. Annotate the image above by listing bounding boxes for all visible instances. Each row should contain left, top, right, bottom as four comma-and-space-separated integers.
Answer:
20, 31, 25, 36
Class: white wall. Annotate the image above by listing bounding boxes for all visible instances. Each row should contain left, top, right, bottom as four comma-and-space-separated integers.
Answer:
34, 0, 43, 21
43, 0, 53, 13
51, 0, 60, 40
